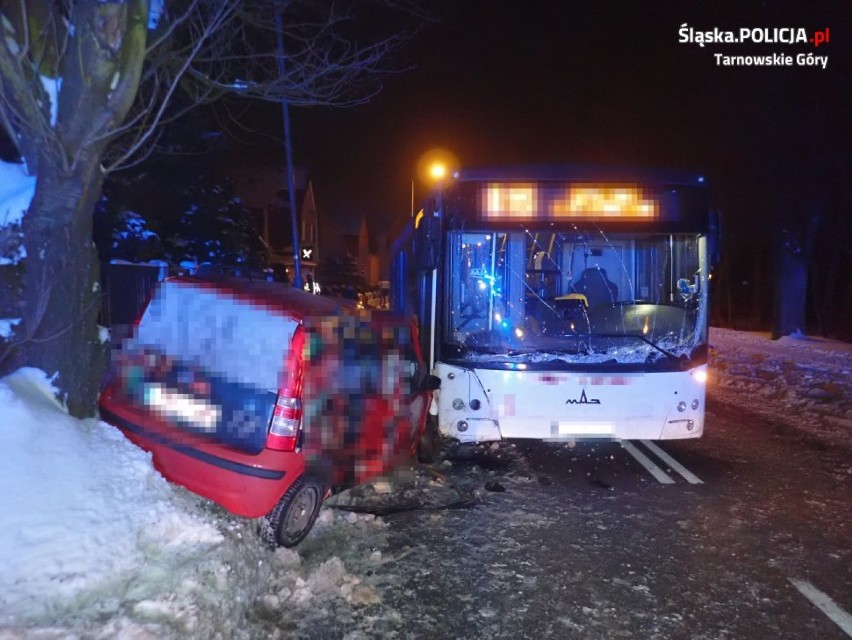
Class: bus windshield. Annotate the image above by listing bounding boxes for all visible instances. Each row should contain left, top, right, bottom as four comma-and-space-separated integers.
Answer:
443, 229, 708, 367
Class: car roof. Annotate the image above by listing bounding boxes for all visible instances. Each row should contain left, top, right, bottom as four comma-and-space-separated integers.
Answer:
165, 276, 357, 321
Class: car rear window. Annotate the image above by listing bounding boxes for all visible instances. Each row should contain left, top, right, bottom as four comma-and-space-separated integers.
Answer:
128, 280, 298, 391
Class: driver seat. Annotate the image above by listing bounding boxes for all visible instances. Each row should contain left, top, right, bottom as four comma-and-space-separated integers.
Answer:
574, 268, 618, 306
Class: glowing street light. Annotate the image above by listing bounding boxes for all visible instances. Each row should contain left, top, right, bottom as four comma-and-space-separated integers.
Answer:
412, 148, 458, 371
429, 162, 447, 181
417, 148, 457, 186
412, 148, 458, 217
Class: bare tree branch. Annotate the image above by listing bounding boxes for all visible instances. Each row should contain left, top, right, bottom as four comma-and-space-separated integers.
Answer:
102, 0, 237, 171
2, 0, 423, 177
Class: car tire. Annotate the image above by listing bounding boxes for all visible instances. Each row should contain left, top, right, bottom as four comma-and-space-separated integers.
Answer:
417, 414, 439, 464
264, 477, 324, 548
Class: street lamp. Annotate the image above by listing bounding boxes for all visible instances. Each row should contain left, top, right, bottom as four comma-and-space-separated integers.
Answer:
410, 149, 457, 370
429, 162, 447, 181
411, 161, 448, 217
412, 149, 458, 217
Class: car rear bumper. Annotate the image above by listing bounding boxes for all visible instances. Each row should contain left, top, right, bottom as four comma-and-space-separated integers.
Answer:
100, 391, 302, 518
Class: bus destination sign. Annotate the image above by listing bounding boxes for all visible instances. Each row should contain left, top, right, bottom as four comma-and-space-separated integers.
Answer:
479, 182, 660, 221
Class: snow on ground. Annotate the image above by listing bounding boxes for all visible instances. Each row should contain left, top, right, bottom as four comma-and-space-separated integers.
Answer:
0, 368, 395, 639
0, 327, 850, 638
0, 369, 260, 638
709, 327, 852, 452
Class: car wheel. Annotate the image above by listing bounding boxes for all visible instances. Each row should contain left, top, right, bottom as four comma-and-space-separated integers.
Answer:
264, 477, 324, 548
417, 414, 439, 464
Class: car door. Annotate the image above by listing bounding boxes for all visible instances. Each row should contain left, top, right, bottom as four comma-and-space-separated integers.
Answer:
299, 313, 423, 487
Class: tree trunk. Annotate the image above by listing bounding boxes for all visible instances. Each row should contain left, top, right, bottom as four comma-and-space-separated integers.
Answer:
15, 152, 107, 417
821, 240, 840, 338
770, 211, 821, 340
771, 244, 808, 340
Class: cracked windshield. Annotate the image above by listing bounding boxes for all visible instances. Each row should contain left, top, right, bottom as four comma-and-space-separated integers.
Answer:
445, 230, 708, 366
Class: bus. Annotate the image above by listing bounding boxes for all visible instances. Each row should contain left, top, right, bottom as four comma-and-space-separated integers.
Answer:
390, 165, 716, 446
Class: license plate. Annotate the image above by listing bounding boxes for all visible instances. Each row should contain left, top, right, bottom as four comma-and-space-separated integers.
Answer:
557, 421, 614, 435
144, 383, 221, 432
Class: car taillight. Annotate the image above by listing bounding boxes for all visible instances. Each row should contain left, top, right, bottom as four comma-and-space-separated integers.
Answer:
267, 391, 301, 451
267, 323, 305, 452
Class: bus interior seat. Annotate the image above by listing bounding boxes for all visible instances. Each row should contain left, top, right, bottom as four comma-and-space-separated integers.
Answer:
574, 268, 618, 306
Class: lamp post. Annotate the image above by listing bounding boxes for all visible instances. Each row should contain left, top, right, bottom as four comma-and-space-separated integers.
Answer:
274, 6, 302, 290
411, 154, 453, 218
412, 150, 457, 370
411, 148, 458, 218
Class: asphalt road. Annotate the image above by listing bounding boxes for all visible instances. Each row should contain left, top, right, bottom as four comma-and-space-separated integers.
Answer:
277, 395, 852, 639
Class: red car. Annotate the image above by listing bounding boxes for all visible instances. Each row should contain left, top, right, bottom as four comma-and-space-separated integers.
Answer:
99, 277, 437, 546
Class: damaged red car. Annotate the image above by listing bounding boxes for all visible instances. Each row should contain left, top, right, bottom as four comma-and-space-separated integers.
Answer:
99, 277, 438, 546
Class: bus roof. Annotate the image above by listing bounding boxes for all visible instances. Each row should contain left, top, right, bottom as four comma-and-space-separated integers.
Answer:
455, 165, 705, 187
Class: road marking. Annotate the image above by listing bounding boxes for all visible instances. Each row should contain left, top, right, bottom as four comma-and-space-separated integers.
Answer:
789, 579, 852, 637
640, 440, 704, 484
621, 440, 674, 484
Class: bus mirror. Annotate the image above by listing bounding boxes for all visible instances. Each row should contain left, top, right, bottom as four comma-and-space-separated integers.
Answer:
677, 277, 695, 302
414, 210, 441, 271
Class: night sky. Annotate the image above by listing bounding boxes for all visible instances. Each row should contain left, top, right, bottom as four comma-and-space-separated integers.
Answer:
255, 0, 848, 234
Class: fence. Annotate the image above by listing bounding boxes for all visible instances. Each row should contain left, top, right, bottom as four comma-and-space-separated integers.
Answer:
99, 262, 166, 341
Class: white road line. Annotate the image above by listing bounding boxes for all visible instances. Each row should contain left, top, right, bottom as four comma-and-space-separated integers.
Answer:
621, 440, 675, 484
789, 578, 852, 638
639, 440, 704, 485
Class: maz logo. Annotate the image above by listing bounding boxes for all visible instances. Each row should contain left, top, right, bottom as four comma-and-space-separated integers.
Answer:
566, 389, 601, 405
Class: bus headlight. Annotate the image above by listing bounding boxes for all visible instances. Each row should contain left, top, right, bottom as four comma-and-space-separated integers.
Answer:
677, 401, 687, 412
457, 420, 469, 432
452, 398, 465, 410
691, 399, 700, 410
693, 369, 708, 384
470, 398, 482, 411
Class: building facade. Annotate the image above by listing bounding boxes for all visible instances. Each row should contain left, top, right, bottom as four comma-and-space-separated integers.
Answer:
225, 159, 319, 284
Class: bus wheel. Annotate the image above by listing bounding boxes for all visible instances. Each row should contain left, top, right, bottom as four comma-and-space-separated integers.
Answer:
264, 477, 324, 548
417, 414, 439, 464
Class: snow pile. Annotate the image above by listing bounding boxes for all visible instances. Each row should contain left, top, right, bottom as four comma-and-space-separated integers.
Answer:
0, 160, 34, 265
0, 367, 394, 638
710, 327, 852, 451
257, 546, 380, 613
0, 369, 244, 636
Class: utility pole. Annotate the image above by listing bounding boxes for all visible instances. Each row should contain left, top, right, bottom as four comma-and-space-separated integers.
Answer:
275, 6, 303, 289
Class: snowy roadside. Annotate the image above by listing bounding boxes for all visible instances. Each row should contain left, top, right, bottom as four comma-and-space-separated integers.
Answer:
0, 369, 405, 640
709, 327, 852, 452
0, 369, 257, 638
